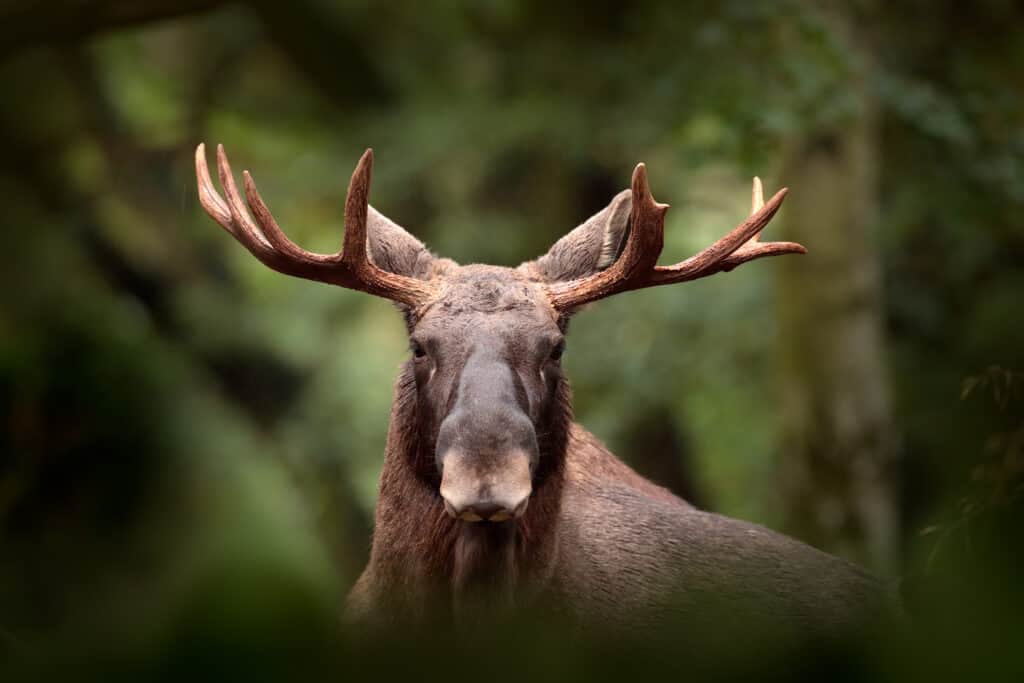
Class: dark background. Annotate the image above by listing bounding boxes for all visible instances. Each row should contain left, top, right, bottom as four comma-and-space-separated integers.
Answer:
1, 1, 1022, 679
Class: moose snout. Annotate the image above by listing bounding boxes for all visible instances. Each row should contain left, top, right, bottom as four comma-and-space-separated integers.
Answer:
434, 352, 538, 523
439, 448, 533, 523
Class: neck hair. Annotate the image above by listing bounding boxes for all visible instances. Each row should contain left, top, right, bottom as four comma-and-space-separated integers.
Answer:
369, 362, 571, 617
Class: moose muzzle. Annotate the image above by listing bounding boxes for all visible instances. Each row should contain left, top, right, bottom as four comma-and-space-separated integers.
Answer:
439, 448, 532, 522
435, 349, 538, 523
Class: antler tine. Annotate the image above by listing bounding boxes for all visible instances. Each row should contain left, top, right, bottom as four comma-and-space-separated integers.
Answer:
545, 164, 670, 310
334, 149, 434, 304
545, 168, 805, 311
201, 143, 330, 277
196, 143, 284, 270
242, 169, 339, 267
341, 149, 373, 270
195, 143, 233, 230
710, 177, 806, 272
648, 183, 791, 282
215, 144, 274, 251
603, 163, 670, 284
195, 143, 433, 307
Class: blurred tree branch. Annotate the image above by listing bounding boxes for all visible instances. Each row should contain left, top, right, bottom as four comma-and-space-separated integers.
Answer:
1, 0, 393, 106
0, 0, 224, 57
245, 0, 394, 105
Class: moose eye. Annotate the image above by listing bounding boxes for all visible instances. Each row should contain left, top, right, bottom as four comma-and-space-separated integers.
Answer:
411, 341, 427, 359
550, 340, 565, 362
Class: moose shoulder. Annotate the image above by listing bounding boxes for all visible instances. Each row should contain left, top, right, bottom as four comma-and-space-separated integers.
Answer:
196, 144, 889, 634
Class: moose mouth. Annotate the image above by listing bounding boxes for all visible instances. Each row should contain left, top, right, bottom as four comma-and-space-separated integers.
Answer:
442, 497, 529, 523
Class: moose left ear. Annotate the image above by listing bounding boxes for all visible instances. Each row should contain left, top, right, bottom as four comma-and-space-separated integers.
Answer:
523, 189, 631, 283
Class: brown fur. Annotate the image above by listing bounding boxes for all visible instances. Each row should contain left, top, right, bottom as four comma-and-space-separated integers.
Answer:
347, 359, 571, 622
349, 359, 886, 632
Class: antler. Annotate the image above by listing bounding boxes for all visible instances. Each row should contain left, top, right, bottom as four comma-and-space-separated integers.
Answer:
545, 166, 805, 311
195, 143, 434, 307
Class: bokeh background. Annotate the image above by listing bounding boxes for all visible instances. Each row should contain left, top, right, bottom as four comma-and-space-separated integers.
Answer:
1, 1, 1022, 679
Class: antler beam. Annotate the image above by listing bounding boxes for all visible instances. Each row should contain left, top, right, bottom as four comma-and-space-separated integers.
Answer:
545, 168, 805, 310
195, 143, 434, 307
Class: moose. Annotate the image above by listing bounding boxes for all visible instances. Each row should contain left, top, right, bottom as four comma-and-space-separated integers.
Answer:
195, 143, 889, 635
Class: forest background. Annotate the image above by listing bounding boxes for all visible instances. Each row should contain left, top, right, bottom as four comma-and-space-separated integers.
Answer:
1, 1, 1022, 679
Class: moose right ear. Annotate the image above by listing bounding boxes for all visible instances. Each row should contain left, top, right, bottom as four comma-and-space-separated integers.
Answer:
524, 189, 631, 283
366, 206, 437, 281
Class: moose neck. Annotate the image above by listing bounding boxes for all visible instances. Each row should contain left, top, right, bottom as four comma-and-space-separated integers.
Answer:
371, 362, 571, 615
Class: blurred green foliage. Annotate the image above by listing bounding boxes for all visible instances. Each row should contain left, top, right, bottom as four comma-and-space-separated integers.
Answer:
1, 0, 1023, 679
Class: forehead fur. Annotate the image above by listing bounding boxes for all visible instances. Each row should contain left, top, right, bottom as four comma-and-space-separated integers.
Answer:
426, 265, 554, 318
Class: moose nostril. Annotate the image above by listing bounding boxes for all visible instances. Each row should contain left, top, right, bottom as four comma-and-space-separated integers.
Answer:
469, 502, 505, 521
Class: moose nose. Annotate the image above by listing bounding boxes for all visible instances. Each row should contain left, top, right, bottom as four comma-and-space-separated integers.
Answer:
443, 497, 529, 523
437, 442, 534, 524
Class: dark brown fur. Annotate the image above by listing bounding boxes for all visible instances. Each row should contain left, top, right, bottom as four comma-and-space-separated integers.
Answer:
348, 356, 570, 621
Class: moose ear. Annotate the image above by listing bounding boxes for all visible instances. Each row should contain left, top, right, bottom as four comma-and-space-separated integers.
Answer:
366, 205, 436, 280
525, 189, 631, 282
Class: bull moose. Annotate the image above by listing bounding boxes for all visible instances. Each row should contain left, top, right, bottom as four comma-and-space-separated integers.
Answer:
195, 143, 888, 635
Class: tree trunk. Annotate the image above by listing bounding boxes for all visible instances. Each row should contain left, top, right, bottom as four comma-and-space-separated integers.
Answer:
620, 406, 709, 510
774, 11, 898, 574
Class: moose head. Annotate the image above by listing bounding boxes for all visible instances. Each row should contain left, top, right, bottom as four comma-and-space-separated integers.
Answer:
195, 144, 803, 526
